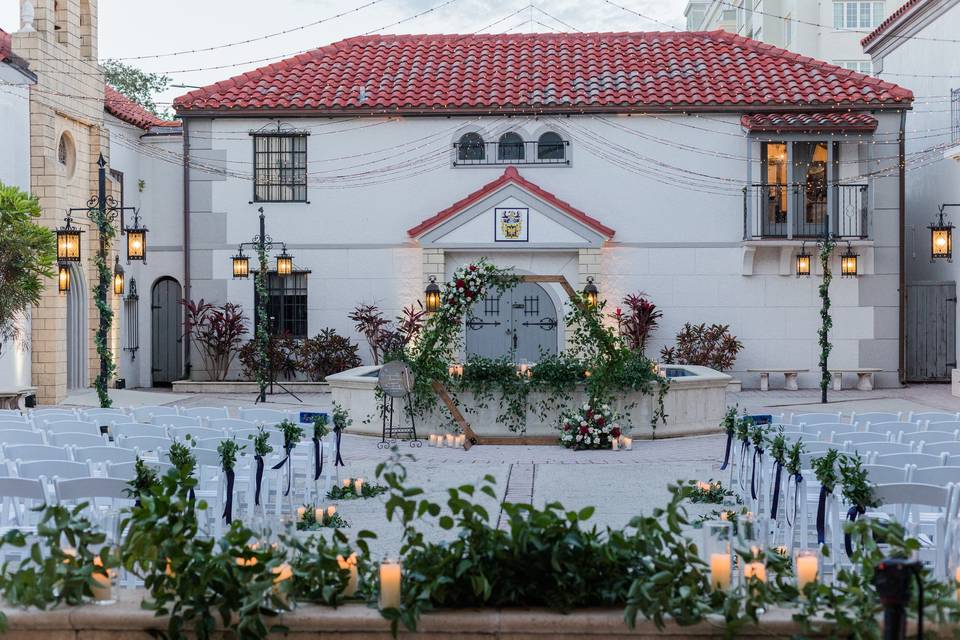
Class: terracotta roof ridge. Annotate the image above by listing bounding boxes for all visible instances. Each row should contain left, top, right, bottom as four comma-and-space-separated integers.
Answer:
862, 0, 923, 47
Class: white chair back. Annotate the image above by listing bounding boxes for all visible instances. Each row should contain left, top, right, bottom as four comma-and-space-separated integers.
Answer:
801, 441, 835, 454
0, 420, 34, 432
117, 435, 172, 453
928, 421, 960, 433
791, 412, 843, 426
238, 408, 291, 423
72, 446, 136, 466
850, 442, 913, 458
921, 442, 960, 457
867, 421, 922, 438
81, 408, 129, 422
909, 412, 960, 424
54, 477, 133, 511
852, 411, 901, 427
130, 405, 179, 423
47, 432, 107, 448
31, 413, 80, 430
874, 452, 944, 468
42, 419, 101, 436
106, 460, 173, 480
208, 418, 257, 432
152, 415, 202, 429
0, 431, 46, 446
869, 482, 953, 576
841, 431, 891, 445
180, 407, 229, 421
911, 466, 960, 487
905, 431, 960, 447
168, 426, 225, 441
864, 464, 911, 484
0, 478, 46, 528
4, 443, 67, 461
30, 408, 76, 418
0, 409, 24, 417
112, 423, 167, 440
17, 460, 90, 481
813, 423, 858, 442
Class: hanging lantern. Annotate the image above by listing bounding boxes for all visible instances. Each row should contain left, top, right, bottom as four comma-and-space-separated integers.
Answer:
583, 276, 599, 307
930, 208, 954, 261
840, 244, 859, 278
126, 228, 147, 262
58, 263, 71, 293
796, 243, 811, 277
56, 217, 82, 262
424, 276, 441, 313
276, 248, 293, 276
232, 250, 250, 279
112, 256, 124, 295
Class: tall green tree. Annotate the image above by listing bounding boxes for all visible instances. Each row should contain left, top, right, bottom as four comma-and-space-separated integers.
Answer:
102, 59, 173, 119
0, 183, 56, 356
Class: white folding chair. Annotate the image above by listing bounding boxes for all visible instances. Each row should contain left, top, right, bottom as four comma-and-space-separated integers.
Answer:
792, 412, 843, 426
3, 444, 67, 461
16, 460, 90, 481
909, 411, 960, 424
912, 467, 960, 487
47, 432, 107, 448
117, 435, 172, 454
920, 442, 960, 457
72, 446, 136, 466
131, 405, 180, 423
30, 408, 76, 418
800, 441, 835, 455
152, 415, 202, 429
842, 431, 891, 445
0, 409, 24, 418
874, 452, 945, 468
868, 483, 955, 577
81, 408, 129, 423
54, 478, 134, 524
0, 419, 32, 431
168, 426, 225, 441
31, 413, 80, 430
867, 421, 922, 439
180, 407, 229, 421
928, 421, 960, 433
812, 423, 858, 442
106, 460, 173, 480
208, 418, 257, 432
238, 408, 291, 423
851, 411, 901, 427
850, 442, 913, 458
0, 431, 46, 447
0, 478, 46, 530
112, 423, 168, 440
905, 431, 959, 447
864, 464, 911, 484
42, 420, 102, 436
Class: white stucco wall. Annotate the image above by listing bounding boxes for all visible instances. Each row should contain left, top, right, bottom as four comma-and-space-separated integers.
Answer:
106, 115, 184, 388
176, 110, 904, 388
0, 75, 34, 389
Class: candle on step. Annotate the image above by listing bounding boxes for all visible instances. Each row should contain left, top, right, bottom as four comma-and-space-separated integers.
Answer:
611, 437, 619, 451
343, 478, 351, 488
796, 550, 818, 592
429, 434, 438, 447
743, 561, 767, 583
455, 434, 465, 447
338, 553, 359, 597
314, 507, 323, 522
379, 559, 402, 610
621, 436, 633, 450
354, 478, 364, 495
296, 506, 306, 521
91, 556, 113, 603
327, 505, 336, 519
445, 434, 455, 447
709, 553, 732, 590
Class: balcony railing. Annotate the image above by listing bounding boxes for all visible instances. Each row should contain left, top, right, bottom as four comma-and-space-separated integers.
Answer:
452, 140, 570, 167
743, 183, 869, 240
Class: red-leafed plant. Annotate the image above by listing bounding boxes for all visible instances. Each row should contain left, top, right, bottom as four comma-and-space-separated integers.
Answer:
348, 303, 426, 364
298, 328, 362, 381
238, 331, 298, 382
181, 299, 248, 381
609, 293, 662, 354
660, 323, 743, 372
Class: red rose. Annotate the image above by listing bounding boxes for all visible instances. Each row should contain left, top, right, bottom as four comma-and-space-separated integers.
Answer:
469, 265, 477, 271
579, 426, 589, 435
562, 423, 570, 431
596, 417, 605, 427
466, 294, 473, 301
456, 279, 465, 288
611, 427, 621, 439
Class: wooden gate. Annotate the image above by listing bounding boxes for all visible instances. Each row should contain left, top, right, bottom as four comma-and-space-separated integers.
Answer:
151, 277, 183, 386
905, 281, 957, 382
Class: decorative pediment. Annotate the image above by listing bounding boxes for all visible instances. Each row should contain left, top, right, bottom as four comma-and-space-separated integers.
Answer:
408, 167, 614, 249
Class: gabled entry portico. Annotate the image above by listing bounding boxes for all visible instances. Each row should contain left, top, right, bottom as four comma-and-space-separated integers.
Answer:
409, 167, 614, 362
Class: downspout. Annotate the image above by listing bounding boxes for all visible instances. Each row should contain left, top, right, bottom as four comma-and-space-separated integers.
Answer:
898, 109, 906, 385
182, 117, 192, 379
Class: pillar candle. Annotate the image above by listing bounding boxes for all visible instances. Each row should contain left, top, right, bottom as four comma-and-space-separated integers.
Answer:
622, 436, 633, 450
314, 507, 323, 522
296, 506, 306, 521
743, 561, 767, 583
445, 434, 454, 447
91, 556, 113, 602
338, 553, 359, 597
429, 434, 438, 447
343, 478, 351, 488
611, 437, 620, 451
327, 505, 336, 518
955, 566, 960, 602
797, 553, 818, 591
379, 560, 402, 609
709, 553, 731, 590
354, 478, 364, 494
455, 434, 465, 447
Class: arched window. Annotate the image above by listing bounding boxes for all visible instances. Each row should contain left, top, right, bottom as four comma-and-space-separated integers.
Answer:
457, 132, 485, 161
497, 132, 525, 161
537, 131, 566, 161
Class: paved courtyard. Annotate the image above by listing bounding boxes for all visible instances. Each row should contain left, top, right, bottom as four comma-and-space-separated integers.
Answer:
56, 383, 960, 555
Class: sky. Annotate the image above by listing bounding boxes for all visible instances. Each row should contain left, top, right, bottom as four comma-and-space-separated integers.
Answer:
0, 0, 690, 108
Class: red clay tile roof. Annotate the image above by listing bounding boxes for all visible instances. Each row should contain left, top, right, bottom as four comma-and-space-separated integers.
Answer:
105, 85, 180, 130
862, 0, 923, 48
174, 31, 913, 115
741, 111, 878, 133
408, 166, 615, 239
0, 28, 10, 63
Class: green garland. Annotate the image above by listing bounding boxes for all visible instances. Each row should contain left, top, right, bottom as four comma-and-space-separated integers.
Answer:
817, 237, 835, 403
254, 245, 270, 400
90, 207, 117, 408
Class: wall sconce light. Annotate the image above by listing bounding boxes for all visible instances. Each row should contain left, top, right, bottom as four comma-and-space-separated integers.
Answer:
276, 248, 293, 276
840, 243, 859, 278
232, 250, 250, 279
583, 276, 599, 307
796, 243, 811, 277
56, 216, 83, 262
424, 276, 441, 313
113, 256, 124, 295
930, 206, 955, 261
58, 263, 71, 293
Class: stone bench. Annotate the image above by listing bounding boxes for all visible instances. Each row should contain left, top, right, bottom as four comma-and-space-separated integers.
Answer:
0, 387, 37, 410
829, 368, 883, 392
747, 369, 809, 391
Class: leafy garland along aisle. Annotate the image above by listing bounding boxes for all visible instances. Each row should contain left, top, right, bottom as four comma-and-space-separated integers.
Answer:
817, 237, 835, 403
90, 207, 117, 408
387, 259, 669, 434
253, 244, 271, 401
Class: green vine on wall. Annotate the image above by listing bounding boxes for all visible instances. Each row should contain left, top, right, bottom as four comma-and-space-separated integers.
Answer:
254, 246, 270, 400
817, 237, 835, 403
90, 207, 117, 408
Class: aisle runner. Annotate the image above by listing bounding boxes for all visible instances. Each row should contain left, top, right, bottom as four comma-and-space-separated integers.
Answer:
497, 462, 536, 530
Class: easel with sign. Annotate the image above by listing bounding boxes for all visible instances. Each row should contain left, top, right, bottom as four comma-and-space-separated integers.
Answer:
377, 361, 421, 449
433, 275, 585, 451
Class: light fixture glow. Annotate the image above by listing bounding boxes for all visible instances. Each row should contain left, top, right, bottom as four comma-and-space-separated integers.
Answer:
424, 276, 441, 313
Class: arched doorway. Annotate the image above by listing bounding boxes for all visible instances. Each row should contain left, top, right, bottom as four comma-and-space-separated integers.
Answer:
465, 281, 558, 362
151, 277, 183, 386
65, 263, 88, 389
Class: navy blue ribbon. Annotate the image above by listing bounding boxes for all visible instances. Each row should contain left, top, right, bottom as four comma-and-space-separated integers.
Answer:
271, 443, 294, 496
844, 505, 865, 558
312, 437, 323, 481
786, 473, 802, 527
334, 426, 345, 467
816, 485, 829, 545
254, 456, 265, 506
750, 448, 763, 500
770, 461, 783, 520
719, 431, 733, 470
738, 440, 749, 489
222, 468, 235, 524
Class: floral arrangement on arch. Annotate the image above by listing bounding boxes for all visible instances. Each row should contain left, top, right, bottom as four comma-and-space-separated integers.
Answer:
559, 401, 622, 450
442, 262, 499, 317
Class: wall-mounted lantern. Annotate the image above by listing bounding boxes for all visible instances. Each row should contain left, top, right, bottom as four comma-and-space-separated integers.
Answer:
930, 205, 956, 261
58, 263, 71, 293
56, 216, 83, 262
583, 276, 599, 307
840, 243, 859, 278
796, 243, 811, 277
113, 256, 125, 295
232, 250, 250, 279
424, 276, 441, 313
276, 248, 294, 276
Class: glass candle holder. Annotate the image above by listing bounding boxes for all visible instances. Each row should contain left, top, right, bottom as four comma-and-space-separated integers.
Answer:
338, 553, 359, 597
702, 520, 733, 591
379, 558, 402, 609
91, 556, 116, 605
795, 549, 819, 594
